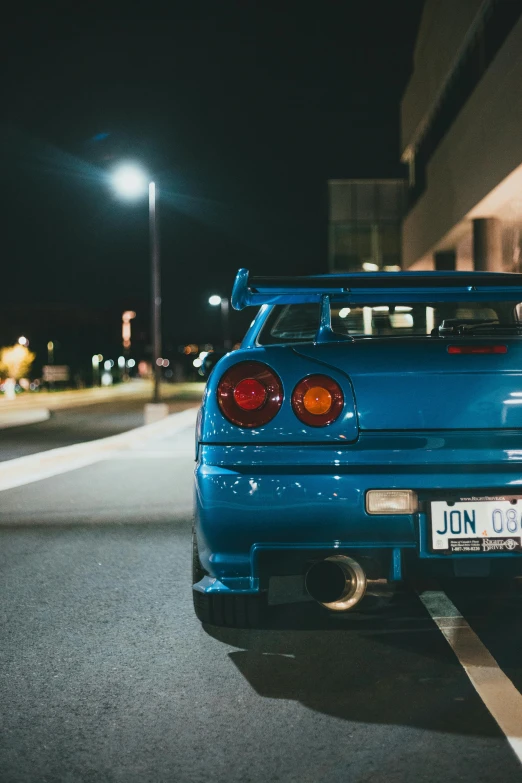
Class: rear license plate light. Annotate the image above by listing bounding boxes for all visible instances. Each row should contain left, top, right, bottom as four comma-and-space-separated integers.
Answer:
366, 490, 418, 515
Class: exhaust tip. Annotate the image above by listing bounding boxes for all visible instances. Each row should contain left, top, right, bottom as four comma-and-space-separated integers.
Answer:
305, 560, 347, 604
305, 555, 367, 612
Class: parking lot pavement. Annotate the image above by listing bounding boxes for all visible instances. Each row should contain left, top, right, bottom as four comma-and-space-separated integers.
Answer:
1, 421, 522, 782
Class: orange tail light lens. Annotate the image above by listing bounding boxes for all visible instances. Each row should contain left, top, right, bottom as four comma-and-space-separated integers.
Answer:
292, 375, 344, 427
303, 386, 332, 415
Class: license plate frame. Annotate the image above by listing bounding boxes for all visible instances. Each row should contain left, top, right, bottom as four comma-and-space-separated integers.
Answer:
429, 494, 522, 554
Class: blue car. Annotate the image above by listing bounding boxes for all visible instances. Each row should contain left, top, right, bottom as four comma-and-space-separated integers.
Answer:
193, 268, 522, 627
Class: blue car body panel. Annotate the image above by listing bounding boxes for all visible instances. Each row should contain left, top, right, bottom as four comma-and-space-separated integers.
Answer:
292, 340, 522, 430
194, 270, 522, 597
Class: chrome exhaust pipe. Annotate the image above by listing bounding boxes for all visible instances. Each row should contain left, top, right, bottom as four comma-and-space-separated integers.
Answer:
305, 555, 367, 611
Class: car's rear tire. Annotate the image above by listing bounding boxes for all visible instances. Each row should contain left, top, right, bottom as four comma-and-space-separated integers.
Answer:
192, 529, 266, 628
193, 590, 267, 628
192, 527, 207, 584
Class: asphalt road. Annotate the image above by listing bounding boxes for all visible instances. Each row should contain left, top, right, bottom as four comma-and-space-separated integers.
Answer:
0, 387, 203, 462
1, 419, 522, 782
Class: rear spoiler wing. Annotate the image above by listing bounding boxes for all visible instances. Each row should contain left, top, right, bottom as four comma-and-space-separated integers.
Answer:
231, 268, 522, 309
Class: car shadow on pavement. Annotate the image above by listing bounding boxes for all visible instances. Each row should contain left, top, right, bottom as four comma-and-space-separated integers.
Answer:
202, 588, 505, 738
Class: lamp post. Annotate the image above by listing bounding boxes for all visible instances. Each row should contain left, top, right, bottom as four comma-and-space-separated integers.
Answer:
149, 182, 161, 403
92, 354, 102, 387
209, 295, 231, 352
111, 164, 162, 405
46, 341, 55, 391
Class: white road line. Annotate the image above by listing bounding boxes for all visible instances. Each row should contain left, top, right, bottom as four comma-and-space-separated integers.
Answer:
419, 590, 522, 764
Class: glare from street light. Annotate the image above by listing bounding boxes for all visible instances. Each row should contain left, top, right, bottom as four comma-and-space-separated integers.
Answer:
208, 295, 222, 306
112, 164, 148, 199
18, 336, 28, 346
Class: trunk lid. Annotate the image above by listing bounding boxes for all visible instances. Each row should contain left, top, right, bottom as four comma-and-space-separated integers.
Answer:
293, 338, 522, 430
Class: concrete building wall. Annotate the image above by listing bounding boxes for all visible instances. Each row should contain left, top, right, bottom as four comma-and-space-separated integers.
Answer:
402, 16, 522, 267
401, 0, 484, 153
401, 1, 522, 271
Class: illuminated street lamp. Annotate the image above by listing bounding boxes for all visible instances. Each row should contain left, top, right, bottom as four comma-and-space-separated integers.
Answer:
112, 164, 162, 404
112, 166, 148, 199
18, 336, 29, 347
208, 295, 231, 351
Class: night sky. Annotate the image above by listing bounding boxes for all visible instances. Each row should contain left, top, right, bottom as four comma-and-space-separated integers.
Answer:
3, 2, 423, 369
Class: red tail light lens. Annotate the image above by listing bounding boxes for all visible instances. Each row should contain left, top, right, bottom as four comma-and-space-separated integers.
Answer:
233, 378, 267, 410
292, 375, 344, 427
218, 361, 283, 427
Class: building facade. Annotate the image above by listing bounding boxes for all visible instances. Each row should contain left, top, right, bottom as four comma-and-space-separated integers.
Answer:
328, 179, 405, 273
401, 0, 522, 271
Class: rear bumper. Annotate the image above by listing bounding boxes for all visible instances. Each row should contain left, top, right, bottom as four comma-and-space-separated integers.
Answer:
194, 433, 522, 594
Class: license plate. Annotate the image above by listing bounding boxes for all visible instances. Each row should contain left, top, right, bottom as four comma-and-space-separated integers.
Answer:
430, 496, 522, 553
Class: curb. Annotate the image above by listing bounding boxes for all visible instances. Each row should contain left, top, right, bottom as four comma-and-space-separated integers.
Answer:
0, 406, 199, 493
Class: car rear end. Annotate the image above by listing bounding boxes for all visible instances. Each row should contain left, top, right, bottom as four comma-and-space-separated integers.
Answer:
193, 269, 522, 626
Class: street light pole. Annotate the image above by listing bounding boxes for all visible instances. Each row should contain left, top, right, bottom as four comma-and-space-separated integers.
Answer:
209, 295, 231, 352
221, 298, 231, 352
111, 164, 165, 410
92, 354, 102, 387
47, 341, 54, 365
149, 182, 161, 403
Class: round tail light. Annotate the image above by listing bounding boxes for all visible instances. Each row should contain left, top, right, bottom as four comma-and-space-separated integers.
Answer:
233, 378, 267, 410
292, 374, 344, 426
218, 361, 283, 427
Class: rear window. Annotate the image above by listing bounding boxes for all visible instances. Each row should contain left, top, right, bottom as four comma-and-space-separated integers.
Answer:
258, 303, 320, 344
258, 301, 522, 344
